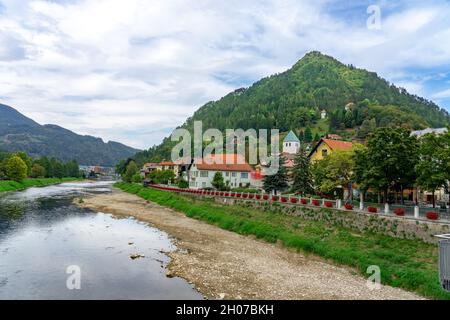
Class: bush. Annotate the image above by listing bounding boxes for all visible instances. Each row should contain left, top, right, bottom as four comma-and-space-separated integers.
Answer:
177, 179, 189, 189
132, 173, 143, 183
345, 203, 353, 210
394, 208, 405, 216
368, 206, 378, 213
312, 199, 320, 206
290, 198, 298, 204
426, 212, 439, 220
325, 201, 333, 208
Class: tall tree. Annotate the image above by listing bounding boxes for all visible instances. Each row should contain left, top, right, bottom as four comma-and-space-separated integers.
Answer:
263, 156, 288, 195
415, 133, 448, 208
124, 161, 138, 183
312, 150, 354, 199
211, 172, 225, 190
291, 148, 314, 196
354, 128, 418, 204
6, 155, 28, 182
304, 127, 313, 143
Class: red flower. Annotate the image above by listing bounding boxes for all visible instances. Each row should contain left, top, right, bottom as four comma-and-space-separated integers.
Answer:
249, 194, 255, 199
368, 206, 378, 213
281, 197, 287, 203
236, 193, 242, 198
242, 194, 248, 198
394, 208, 405, 216
426, 212, 439, 220
345, 203, 353, 210
263, 195, 269, 200
225, 193, 229, 197
301, 198, 308, 205
272, 195, 279, 201
290, 198, 298, 204
325, 201, 333, 208
256, 195, 261, 200
312, 199, 320, 206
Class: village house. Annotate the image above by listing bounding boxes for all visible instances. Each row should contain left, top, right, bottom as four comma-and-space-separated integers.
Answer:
187, 154, 254, 189
308, 138, 354, 162
283, 130, 300, 155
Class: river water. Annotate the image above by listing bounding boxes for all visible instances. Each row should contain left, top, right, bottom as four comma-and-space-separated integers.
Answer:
0, 181, 202, 300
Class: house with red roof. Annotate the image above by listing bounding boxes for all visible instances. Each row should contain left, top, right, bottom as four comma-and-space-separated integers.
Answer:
188, 154, 256, 189
308, 138, 354, 162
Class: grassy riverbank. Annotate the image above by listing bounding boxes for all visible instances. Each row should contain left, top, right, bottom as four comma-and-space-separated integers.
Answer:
115, 182, 450, 300
0, 178, 83, 192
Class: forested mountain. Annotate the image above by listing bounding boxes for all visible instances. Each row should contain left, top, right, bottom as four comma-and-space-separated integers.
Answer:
131, 51, 450, 164
0, 104, 140, 166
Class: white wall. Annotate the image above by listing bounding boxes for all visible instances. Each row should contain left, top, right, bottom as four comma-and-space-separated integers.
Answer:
283, 141, 300, 154
188, 165, 252, 189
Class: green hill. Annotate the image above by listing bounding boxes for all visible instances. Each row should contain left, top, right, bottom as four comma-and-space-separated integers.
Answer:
133, 51, 450, 164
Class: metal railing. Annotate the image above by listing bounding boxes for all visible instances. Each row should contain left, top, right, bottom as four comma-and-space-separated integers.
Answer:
435, 234, 450, 292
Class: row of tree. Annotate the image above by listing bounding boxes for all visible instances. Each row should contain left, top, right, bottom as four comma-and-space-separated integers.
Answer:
0, 151, 82, 181
263, 127, 450, 207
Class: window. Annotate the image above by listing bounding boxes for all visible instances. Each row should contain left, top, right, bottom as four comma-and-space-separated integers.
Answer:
200, 171, 209, 177
231, 172, 237, 177
202, 182, 206, 188
241, 172, 248, 179
225, 172, 230, 177
322, 149, 328, 157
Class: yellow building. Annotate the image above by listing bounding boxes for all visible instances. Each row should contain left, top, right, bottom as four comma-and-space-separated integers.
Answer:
308, 138, 353, 162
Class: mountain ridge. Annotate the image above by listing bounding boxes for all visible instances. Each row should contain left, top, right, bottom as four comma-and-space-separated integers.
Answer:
133, 51, 450, 164
0, 103, 140, 166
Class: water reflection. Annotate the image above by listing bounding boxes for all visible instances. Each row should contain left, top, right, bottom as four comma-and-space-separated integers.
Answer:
0, 181, 202, 300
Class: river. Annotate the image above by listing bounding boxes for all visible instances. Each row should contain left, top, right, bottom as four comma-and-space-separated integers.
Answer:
0, 181, 203, 300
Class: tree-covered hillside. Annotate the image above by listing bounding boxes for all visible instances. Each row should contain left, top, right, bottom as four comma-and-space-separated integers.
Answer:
0, 104, 140, 166
133, 51, 450, 164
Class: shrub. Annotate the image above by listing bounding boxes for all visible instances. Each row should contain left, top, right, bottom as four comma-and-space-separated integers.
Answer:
312, 199, 320, 206
426, 212, 439, 220
325, 201, 333, 208
394, 208, 405, 216
290, 198, 298, 204
345, 203, 353, 210
301, 198, 308, 204
281, 197, 287, 203
272, 195, 279, 201
368, 206, 378, 213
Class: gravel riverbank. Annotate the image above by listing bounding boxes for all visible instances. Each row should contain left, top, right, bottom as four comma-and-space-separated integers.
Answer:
76, 189, 424, 300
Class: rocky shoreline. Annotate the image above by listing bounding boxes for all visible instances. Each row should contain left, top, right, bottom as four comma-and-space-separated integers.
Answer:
76, 188, 424, 300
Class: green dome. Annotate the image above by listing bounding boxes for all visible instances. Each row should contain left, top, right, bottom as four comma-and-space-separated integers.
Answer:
283, 130, 300, 143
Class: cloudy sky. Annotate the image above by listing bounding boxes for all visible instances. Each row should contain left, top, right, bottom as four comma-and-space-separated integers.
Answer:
1, 0, 450, 149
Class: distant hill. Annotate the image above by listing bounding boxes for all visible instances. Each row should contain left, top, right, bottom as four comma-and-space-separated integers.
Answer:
0, 104, 140, 166
134, 51, 450, 164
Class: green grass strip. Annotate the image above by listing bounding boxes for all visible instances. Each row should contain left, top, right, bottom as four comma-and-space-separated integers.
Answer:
0, 178, 83, 193
115, 182, 450, 300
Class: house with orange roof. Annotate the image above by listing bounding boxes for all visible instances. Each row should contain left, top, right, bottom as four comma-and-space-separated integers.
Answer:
308, 138, 354, 162
188, 154, 255, 189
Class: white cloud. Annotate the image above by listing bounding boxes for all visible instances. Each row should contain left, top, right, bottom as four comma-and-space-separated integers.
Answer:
0, 0, 449, 149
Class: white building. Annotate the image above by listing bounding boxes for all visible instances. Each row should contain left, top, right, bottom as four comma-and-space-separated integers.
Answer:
188, 154, 254, 189
410, 127, 448, 137
283, 130, 300, 154
320, 109, 327, 119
